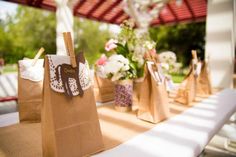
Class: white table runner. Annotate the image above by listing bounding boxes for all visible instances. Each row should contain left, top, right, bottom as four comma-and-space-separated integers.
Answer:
94, 89, 236, 157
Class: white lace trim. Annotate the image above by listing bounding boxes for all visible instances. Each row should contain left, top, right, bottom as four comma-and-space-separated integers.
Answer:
19, 59, 44, 82
47, 55, 91, 96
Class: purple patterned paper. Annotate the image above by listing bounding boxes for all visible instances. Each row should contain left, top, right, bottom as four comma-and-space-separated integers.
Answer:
115, 82, 133, 107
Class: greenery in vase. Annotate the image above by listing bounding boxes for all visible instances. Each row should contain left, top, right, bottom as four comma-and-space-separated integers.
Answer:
95, 20, 156, 81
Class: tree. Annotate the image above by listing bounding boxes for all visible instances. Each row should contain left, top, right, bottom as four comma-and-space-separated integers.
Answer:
0, 5, 111, 65
149, 22, 206, 67
74, 18, 110, 65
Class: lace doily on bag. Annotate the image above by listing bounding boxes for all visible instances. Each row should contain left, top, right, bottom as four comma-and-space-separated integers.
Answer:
47, 55, 91, 96
19, 59, 44, 82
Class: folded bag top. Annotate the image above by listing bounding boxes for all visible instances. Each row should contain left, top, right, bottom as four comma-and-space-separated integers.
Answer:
18, 47, 45, 123
19, 48, 45, 82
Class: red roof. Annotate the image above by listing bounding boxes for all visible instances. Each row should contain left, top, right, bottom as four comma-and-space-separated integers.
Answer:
4, 0, 207, 26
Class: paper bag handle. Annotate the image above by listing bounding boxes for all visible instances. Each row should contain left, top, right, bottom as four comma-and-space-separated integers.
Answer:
32, 47, 44, 66
63, 32, 77, 68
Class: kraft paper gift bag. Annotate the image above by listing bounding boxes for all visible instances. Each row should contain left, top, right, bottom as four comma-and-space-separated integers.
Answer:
196, 61, 212, 95
132, 79, 143, 111
174, 70, 196, 105
133, 50, 160, 111
136, 59, 169, 124
175, 50, 200, 105
18, 48, 44, 123
42, 32, 104, 157
93, 74, 114, 102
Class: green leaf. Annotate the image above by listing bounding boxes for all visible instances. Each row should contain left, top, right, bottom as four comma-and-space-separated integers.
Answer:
129, 62, 137, 77
116, 43, 129, 58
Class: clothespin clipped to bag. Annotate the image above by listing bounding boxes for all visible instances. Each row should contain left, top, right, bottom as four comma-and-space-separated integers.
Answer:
191, 50, 198, 66
191, 50, 198, 60
63, 32, 77, 68
32, 47, 44, 66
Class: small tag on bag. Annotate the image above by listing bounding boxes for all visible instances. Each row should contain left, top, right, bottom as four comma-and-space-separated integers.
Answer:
55, 52, 85, 98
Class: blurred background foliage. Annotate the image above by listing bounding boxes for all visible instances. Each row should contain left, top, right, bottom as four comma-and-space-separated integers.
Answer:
0, 6, 56, 63
0, 6, 110, 65
74, 18, 110, 65
149, 22, 206, 67
0, 5, 205, 69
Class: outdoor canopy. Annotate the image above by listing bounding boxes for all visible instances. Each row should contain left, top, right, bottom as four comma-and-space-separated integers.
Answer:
4, 0, 207, 26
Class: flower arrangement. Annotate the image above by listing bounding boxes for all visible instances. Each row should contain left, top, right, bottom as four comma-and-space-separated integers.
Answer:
95, 54, 130, 81
95, 20, 156, 82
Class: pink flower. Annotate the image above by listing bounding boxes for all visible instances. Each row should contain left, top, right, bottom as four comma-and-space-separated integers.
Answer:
96, 54, 107, 66
105, 39, 118, 51
149, 49, 157, 56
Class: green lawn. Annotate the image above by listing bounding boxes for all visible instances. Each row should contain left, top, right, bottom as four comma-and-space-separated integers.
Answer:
2, 64, 18, 74
1, 64, 186, 84
171, 73, 185, 83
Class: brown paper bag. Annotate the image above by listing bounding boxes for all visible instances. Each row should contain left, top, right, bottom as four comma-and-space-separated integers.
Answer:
132, 79, 143, 111
93, 74, 114, 102
18, 48, 44, 123
174, 70, 196, 105
175, 50, 198, 105
136, 61, 169, 124
196, 61, 212, 95
42, 32, 104, 157
133, 49, 161, 110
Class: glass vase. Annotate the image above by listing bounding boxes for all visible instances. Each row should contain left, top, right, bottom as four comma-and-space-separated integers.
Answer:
114, 79, 133, 112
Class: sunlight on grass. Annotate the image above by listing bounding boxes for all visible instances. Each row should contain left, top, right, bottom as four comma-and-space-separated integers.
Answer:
3, 64, 17, 74
1, 64, 186, 84
171, 73, 185, 83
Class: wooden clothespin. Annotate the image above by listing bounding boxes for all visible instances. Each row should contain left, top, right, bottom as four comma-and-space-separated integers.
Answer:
63, 32, 77, 68
191, 50, 197, 60
145, 51, 159, 72
32, 47, 44, 66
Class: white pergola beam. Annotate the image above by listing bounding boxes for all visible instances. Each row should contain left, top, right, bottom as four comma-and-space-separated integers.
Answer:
205, 0, 235, 88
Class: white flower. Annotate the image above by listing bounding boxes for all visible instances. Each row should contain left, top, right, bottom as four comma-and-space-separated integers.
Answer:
111, 72, 123, 82
95, 65, 107, 78
104, 60, 121, 74
144, 41, 156, 50
161, 63, 169, 71
132, 53, 144, 67
159, 51, 177, 64
102, 54, 130, 81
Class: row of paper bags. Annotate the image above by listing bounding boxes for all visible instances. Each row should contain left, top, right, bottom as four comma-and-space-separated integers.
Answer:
17, 38, 170, 157
17, 32, 211, 156
18, 49, 211, 124
175, 50, 212, 105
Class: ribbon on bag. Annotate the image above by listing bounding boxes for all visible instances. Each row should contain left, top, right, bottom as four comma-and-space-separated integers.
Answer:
54, 32, 84, 97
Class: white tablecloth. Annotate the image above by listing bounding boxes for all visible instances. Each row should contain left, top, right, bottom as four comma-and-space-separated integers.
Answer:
94, 89, 236, 157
